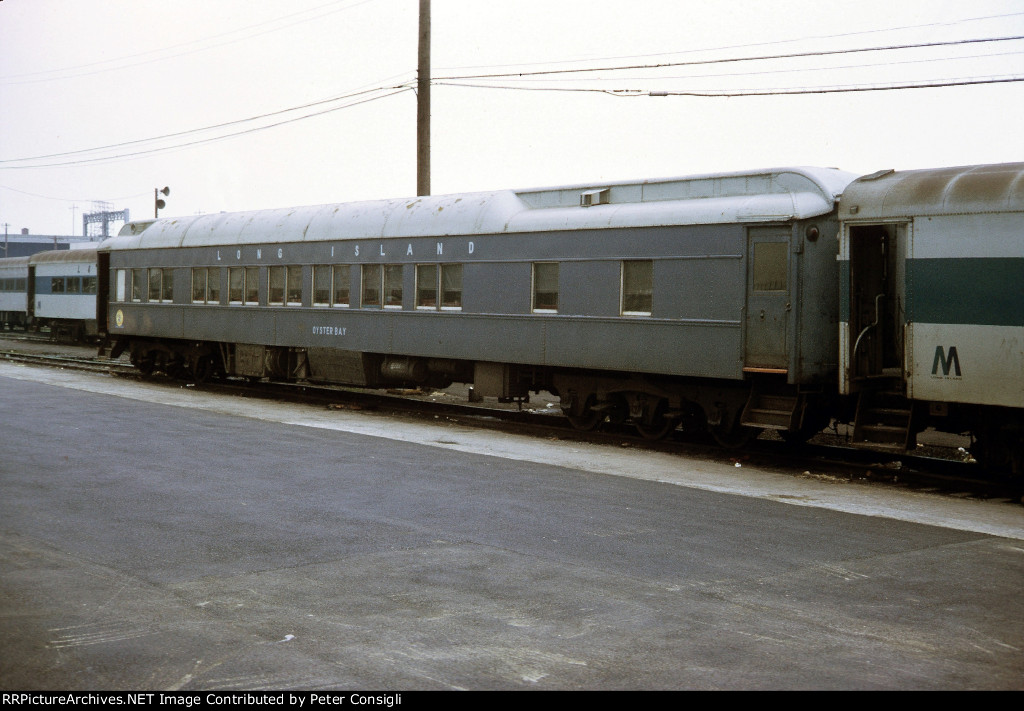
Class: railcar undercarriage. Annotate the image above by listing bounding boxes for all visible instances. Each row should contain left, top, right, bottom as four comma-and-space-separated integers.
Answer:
109, 336, 1023, 477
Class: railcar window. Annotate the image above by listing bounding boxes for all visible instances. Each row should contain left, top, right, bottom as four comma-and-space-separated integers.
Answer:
384, 265, 403, 309
268, 266, 284, 305
332, 265, 350, 307
66, 277, 81, 295
415, 264, 463, 310
192, 268, 207, 303
287, 265, 303, 305
752, 242, 788, 292
361, 264, 382, 308
441, 264, 462, 309
115, 270, 126, 301
51, 277, 66, 294
532, 262, 559, 313
416, 264, 438, 308
313, 266, 331, 306
207, 267, 221, 304
230, 267, 245, 304
148, 268, 162, 302
132, 269, 145, 302
621, 260, 653, 315
160, 268, 173, 302
245, 266, 259, 305
83, 276, 97, 296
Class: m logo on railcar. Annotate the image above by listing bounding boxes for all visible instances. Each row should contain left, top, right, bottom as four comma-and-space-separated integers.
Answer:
931, 345, 962, 378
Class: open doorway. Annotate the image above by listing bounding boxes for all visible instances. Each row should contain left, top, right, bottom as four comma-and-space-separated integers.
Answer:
848, 223, 906, 382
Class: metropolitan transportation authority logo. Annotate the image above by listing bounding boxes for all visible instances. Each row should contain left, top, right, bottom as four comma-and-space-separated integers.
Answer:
931, 345, 961, 378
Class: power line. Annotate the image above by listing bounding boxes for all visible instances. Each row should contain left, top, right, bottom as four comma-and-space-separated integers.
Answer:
5, 26, 1023, 171
0, 0, 383, 85
0, 85, 410, 164
437, 74, 1024, 97
437, 35, 1024, 81
489, 49, 1024, 84
1, 87, 414, 169
434, 11, 1024, 73
0, 184, 150, 204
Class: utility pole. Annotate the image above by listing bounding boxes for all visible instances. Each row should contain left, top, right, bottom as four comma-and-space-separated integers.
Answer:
417, 0, 431, 196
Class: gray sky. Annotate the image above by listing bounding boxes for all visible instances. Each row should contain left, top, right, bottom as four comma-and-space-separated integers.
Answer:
2, 0, 1023, 237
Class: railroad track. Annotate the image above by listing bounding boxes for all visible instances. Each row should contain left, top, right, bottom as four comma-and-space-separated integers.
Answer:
2, 345, 1020, 503
0, 347, 137, 376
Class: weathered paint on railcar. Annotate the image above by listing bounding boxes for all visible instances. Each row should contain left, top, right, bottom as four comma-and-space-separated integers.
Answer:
839, 163, 1024, 409
102, 168, 854, 386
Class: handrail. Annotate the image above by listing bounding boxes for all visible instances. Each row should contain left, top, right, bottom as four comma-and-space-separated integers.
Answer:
852, 293, 885, 369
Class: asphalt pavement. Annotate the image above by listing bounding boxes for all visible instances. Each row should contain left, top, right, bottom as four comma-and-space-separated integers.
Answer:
1, 365, 1022, 690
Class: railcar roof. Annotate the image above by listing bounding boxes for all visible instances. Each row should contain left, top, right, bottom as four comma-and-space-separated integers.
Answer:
101, 167, 856, 251
839, 162, 1024, 220
0, 256, 31, 268
29, 248, 98, 264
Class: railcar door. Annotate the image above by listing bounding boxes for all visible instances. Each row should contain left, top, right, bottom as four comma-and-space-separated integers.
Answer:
847, 223, 906, 380
744, 227, 791, 372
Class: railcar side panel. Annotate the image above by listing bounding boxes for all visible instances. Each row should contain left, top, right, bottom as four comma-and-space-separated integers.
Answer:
0, 257, 30, 326
905, 213, 1024, 408
102, 166, 856, 444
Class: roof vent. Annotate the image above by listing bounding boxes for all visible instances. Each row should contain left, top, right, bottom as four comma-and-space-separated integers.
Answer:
580, 188, 610, 207
860, 169, 894, 181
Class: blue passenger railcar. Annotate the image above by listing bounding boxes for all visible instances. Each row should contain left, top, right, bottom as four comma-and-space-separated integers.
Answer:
30, 248, 100, 342
0, 256, 30, 330
101, 167, 855, 443
839, 162, 1024, 473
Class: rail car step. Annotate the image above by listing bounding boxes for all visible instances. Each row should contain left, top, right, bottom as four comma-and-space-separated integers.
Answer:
852, 386, 917, 449
741, 390, 801, 430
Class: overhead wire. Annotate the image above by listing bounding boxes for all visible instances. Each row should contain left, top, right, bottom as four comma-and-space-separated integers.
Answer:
436, 75, 1024, 98
0, 85, 412, 164
433, 10, 1024, 73
3, 19, 1023, 169
0, 0, 383, 85
483, 49, 1024, 84
436, 34, 1024, 81
1, 86, 415, 169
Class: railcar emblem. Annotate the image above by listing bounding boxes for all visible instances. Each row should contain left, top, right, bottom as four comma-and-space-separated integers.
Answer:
115, 309, 124, 328
931, 345, 962, 378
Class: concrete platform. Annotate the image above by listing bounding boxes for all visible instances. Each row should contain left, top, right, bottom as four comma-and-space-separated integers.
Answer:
1, 362, 1022, 690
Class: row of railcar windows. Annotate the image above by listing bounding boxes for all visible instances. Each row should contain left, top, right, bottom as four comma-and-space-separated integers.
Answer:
114, 260, 655, 316
0, 278, 27, 292
47, 276, 98, 295
1, 277, 98, 294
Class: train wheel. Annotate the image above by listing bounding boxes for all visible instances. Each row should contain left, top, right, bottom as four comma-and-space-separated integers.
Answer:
132, 354, 155, 378
711, 424, 756, 448
191, 355, 214, 383
709, 409, 756, 448
565, 409, 603, 431
635, 400, 678, 440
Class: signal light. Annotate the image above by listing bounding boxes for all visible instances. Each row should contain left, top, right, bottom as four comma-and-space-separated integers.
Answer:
154, 186, 170, 218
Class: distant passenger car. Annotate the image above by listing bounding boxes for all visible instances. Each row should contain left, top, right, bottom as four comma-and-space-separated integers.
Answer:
0, 249, 100, 342
0, 255, 30, 330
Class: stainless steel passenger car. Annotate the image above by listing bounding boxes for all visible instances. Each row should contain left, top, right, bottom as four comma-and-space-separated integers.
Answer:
101, 167, 856, 443
839, 162, 1024, 473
